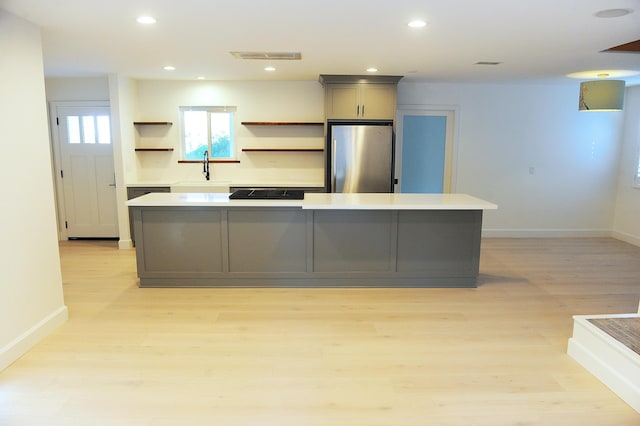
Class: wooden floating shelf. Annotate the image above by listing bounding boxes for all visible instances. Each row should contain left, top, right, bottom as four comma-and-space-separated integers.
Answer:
242, 148, 324, 152
241, 121, 324, 126
134, 121, 173, 125
135, 148, 174, 152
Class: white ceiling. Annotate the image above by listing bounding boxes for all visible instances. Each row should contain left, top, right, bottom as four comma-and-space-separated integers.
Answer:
2, 0, 640, 84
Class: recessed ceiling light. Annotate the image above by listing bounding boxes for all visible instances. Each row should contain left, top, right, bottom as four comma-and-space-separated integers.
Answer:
594, 9, 633, 18
567, 69, 640, 79
408, 20, 427, 28
367, 67, 378, 73
136, 16, 156, 24
197, 76, 205, 80
163, 66, 175, 71
264, 66, 276, 72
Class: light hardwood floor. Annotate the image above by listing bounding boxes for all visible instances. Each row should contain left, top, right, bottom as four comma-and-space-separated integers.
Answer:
1, 238, 639, 425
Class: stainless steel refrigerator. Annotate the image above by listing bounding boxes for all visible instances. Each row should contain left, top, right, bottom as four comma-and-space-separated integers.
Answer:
326, 121, 395, 193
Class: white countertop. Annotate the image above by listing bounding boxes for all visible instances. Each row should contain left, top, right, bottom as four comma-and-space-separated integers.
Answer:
126, 181, 177, 187
302, 193, 498, 210
126, 181, 324, 188
126, 192, 303, 207
127, 192, 497, 210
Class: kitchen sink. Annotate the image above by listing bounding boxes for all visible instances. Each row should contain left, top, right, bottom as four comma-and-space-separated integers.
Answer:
229, 189, 305, 200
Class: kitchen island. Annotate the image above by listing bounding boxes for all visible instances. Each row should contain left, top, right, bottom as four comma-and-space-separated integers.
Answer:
127, 193, 497, 288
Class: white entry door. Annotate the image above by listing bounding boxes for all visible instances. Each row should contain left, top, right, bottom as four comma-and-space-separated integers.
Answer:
55, 105, 118, 238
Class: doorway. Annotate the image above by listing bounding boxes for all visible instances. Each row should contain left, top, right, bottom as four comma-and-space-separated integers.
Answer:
396, 109, 456, 193
50, 102, 118, 238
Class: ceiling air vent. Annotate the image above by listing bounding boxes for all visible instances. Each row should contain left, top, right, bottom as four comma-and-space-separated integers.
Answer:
230, 51, 302, 60
475, 61, 502, 65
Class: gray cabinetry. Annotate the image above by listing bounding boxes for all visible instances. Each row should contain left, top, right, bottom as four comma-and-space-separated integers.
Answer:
126, 186, 170, 245
324, 83, 397, 120
137, 207, 224, 273
320, 75, 402, 120
313, 210, 394, 272
396, 210, 482, 274
127, 186, 170, 199
131, 205, 484, 288
227, 208, 308, 272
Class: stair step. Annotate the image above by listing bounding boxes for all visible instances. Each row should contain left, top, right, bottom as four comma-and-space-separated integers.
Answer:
568, 313, 640, 413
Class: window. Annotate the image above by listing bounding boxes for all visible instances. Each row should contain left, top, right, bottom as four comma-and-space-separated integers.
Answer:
66, 115, 111, 144
180, 106, 236, 160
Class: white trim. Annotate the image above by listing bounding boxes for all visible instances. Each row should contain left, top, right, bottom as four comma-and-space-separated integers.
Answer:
482, 228, 613, 238
481, 228, 640, 248
0, 306, 68, 372
612, 230, 640, 248
118, 238, 133, 250
568, 314, 640, 414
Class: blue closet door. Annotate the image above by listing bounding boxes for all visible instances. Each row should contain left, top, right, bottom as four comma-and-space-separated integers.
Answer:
401, 115, 447, 193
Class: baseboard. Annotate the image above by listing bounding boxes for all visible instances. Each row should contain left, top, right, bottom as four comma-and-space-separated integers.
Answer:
118, 238, 133, 250
611, 230, 640, 248
0, 305, 68, 372
482, 228, 612, 238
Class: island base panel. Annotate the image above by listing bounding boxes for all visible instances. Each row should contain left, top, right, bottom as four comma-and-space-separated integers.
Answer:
138, 276, 477, 288
132, 206, 483, 288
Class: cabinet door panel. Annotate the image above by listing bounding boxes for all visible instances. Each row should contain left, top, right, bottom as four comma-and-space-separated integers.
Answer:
361, 85, 396, 119
313, 210, 394, 272
139, 208, 224, 273
227, 209, 307, 272
396, 210, 481, 274
326, 85, 359, 119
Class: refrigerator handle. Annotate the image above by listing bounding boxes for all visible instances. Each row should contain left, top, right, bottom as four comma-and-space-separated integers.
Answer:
356, 105, 359, 116
362, 104, 365, 116
331, 137, 337, 191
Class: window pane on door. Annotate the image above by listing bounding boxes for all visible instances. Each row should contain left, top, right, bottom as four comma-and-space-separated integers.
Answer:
97, 116, 111, 144
83, 116, 96, 144
67, 116, 81, 144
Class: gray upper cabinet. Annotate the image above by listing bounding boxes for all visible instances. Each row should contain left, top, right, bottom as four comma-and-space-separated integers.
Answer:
325, 83, 397, 120
320, 75, 402, 120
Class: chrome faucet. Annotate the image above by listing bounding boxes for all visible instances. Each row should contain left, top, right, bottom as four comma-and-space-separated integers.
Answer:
203, 150, 210, 180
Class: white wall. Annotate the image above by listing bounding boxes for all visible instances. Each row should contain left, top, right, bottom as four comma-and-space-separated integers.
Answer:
0, 10, 67, 371
398, 82, 624, 236
109, 75, 139, 248
47, 77, 632, 239
133, 80, 325, 184
613, 85, 640, 245
45, 77, 109, 101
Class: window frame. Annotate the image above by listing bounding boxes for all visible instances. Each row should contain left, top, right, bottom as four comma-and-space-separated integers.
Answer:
66, 113, 111, 145
179, 106, 237, 161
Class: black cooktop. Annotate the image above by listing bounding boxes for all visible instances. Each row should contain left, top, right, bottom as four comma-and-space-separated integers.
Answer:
229, 189, 305, 200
